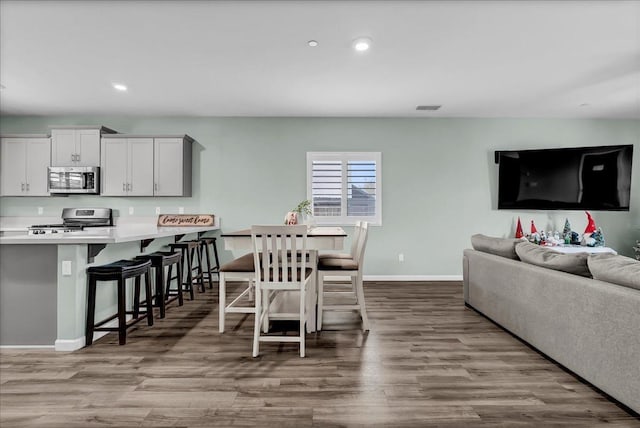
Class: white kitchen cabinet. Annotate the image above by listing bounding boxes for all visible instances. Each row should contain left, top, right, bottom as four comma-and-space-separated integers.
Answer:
51, 126, 116, 167
101, 137, 154, 196
153, 137, 192, 196
0, 136, 51, 196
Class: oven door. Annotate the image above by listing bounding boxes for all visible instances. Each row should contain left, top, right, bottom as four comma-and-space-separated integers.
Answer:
48, 167, 100, 194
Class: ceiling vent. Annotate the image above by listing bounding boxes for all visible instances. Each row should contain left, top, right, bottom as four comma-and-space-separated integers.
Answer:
416, 105, 441, 111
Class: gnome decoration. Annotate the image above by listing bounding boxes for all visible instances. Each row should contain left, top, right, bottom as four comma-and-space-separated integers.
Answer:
584, 211, 597, 234
515, 217, 524, 239
530, 220, 541, 244
582, 211, 597, 246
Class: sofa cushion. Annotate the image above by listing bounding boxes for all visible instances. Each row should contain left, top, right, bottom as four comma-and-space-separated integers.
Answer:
515, 241, 591, 277
588, 254, 640, 291
471, 234, 520, 260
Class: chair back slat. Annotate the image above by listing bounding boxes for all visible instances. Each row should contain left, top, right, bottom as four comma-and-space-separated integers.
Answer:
350, 221, 362, 258
355, 222, 369, 265
251, 225, 308, 284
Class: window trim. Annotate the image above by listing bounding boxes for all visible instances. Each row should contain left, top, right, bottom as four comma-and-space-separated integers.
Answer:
307, 151, 382, 226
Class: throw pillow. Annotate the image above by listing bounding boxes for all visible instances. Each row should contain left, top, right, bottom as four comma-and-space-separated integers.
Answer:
471, 234, 520, 260
588, 253, 640, 291
515, 241, 591, 277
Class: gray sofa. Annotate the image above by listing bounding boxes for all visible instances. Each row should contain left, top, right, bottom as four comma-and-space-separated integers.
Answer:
463, 246, 640, 414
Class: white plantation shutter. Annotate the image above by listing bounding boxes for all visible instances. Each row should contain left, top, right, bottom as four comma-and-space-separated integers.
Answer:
311, 160, 342, 216
307, 152, 382, 225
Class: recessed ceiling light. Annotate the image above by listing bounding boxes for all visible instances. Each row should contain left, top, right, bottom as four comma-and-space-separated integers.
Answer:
353, 37, 372, 52
307, 40, 319, 47
112, 83, 128, 92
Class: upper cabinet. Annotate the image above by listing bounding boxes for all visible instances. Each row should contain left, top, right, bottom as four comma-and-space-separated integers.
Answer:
101, 135, 193, 197
154, 137, 193, 196
51, 126, 117, 166
0, 136, 51, 196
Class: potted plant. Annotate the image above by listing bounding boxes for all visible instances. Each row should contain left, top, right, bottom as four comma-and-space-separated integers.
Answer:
285, 200, 314, 226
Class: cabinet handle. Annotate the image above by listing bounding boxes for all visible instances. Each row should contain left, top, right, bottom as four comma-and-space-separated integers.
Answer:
76, 153, 80, 162
21, 183, 25, 191
26, 183, 29, 191
154, 183, 158, 192
71, 154, 75, 162
123, 183, 126, 192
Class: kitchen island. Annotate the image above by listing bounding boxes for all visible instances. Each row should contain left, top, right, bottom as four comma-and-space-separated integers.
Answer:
0, 222, 219, 350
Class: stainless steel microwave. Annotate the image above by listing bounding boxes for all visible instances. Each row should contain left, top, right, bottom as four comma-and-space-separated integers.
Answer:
48, 166, 100, 194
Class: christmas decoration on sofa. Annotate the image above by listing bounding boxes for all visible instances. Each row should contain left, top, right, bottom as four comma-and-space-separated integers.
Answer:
584, 211, 597, 234
589, 227, 605, 247
582, 211, 604, 246
529, 220, 541, 244
515, 217, 524, 238
562, 218, 571, 238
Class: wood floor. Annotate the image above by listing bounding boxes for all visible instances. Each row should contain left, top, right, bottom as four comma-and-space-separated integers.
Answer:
1, 281, 638, 427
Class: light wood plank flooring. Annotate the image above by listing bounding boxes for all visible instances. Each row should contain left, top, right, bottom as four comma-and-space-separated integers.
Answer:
1, 281, 638, 427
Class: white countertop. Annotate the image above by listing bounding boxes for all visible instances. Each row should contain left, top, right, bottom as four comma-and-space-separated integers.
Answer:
0, 224, 219, 245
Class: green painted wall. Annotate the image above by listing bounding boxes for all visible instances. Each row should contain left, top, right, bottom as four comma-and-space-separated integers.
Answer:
1, 116, 639, 274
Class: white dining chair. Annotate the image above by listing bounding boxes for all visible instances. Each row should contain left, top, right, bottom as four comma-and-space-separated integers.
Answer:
251, 225, 312, 357
318, 221, 361, 261
218, 253, 257, 333
317, 221, 370, 331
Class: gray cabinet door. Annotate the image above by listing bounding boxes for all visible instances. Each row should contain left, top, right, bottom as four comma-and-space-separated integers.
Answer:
101, 138, 128, 196
0, 138, 27, 196
128, 138, 154, 196
76, 129, 100, 166
51, 129, 77, 166
25, 138, 51, 196
154, 138, 183, 196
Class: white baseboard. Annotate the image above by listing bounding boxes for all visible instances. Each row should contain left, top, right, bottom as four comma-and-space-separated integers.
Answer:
0, 345, 55, 350
364, 275, 463, 281
55, 318, 123, 351
324, 275, 463, 282
55, 337, 85, 352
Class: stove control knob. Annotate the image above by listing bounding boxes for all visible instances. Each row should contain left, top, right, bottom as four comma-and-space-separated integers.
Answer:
52, 230, 58, 233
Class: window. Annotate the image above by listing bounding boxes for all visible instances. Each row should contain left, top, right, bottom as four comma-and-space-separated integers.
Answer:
307, 152, 382, 225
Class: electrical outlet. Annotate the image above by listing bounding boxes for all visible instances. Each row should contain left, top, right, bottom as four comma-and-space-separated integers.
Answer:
129, 207, 134, 215
178, 207, 184, 214
62, 261, 72, 276
155, 207, 161, 215
37, 207, 44, 215
398, 253, 404, 262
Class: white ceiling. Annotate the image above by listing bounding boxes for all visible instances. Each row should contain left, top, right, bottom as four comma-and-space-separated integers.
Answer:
1, 0, 639, 118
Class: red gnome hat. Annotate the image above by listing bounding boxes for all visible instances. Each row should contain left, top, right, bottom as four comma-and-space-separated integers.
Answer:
515, 217, 524, 238
530, 220, 537, 234
584, 211, 597, 234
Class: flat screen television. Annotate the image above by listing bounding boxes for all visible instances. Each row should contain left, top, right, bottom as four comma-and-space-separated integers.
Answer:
496, 145, 633, 211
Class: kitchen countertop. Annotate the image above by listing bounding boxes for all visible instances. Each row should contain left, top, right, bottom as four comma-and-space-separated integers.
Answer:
0, 224, 219, 245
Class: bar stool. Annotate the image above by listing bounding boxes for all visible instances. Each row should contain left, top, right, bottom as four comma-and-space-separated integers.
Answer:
85, 259, 153, 346
169, 241, 205, 300
135, 251, 183, 318
199, 237, 220, 288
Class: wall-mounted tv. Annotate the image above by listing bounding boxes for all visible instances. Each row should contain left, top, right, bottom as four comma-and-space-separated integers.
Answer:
496, 145, 633, 211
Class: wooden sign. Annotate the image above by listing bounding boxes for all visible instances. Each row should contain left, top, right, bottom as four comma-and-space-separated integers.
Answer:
157, 214, 215, 227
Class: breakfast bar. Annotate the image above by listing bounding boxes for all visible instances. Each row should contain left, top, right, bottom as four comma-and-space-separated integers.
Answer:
0, 222, 219, 350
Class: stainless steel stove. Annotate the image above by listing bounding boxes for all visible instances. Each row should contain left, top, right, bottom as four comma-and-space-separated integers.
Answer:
28, 208, 113, 235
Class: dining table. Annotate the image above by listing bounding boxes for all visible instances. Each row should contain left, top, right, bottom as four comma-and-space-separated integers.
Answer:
220, 226, 347, 332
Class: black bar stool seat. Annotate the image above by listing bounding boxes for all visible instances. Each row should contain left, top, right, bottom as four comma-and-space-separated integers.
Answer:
86, 259, 153, 346
169, 241, 204, 300
199, 237, 220, 288
135, 251, 183, 318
